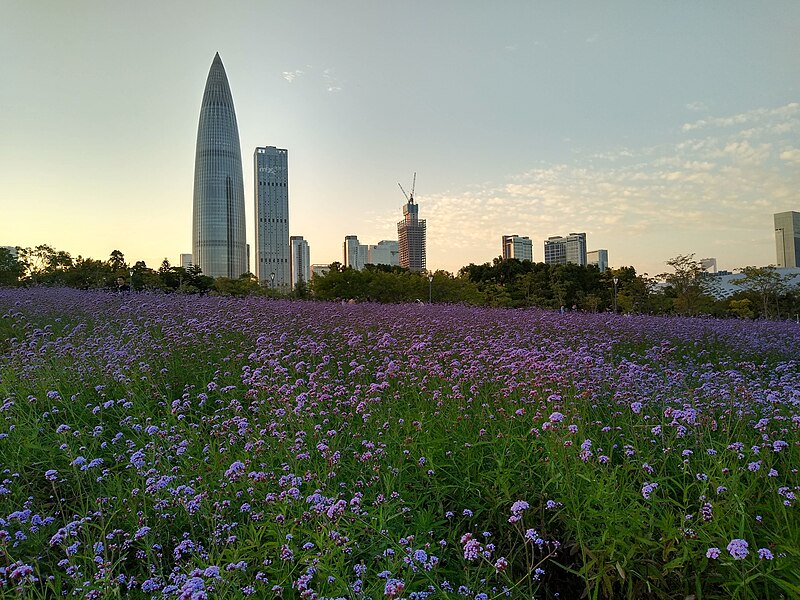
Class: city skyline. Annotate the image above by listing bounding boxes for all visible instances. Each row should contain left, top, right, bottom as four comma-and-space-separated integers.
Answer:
1, 2, 799, 276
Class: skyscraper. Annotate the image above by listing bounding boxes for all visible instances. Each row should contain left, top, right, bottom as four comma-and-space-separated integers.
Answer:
254, 146, 290, 288
544, 233, 587, 266
290, 236, 310, 289
502, 235, 533, 262
774, 211, 800, 268
192, 53, 248, 279
398, 197, 426, 272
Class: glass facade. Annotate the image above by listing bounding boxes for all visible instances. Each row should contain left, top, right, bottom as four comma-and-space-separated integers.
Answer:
192, 53, 248, 279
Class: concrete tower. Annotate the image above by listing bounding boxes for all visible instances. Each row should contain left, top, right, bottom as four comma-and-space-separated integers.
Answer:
192, 53, 248, 279
774, 211, 800, 268
254, 146, 290, 288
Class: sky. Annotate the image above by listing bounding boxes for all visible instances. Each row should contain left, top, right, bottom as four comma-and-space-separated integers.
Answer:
1, 1, 799, 276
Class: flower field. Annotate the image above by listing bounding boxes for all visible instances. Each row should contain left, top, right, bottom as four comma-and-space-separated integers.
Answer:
0, 288, 799, 599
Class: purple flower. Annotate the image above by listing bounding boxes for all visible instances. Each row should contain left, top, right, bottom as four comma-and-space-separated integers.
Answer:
758, 547, 774, 560
641, 482, 658, 500
727, 539, 749, 560
706, 547, 721, 559
384, 578, 405, 598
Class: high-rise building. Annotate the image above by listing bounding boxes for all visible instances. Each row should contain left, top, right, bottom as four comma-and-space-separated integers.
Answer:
367, 240, 400, 267
398, 197, 426, 272
775, 211, 800, 268
544, 233, 587, 266
254, 146, 290, 288
192, 53, 248, 279
502, 235, 533, 262
343, 235, 367, 270
179, 254, 193, 270
290, 236, 310, 289
587, 249, 608, 272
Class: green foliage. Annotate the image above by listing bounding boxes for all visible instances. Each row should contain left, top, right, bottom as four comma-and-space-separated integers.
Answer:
0, 247, 24, 286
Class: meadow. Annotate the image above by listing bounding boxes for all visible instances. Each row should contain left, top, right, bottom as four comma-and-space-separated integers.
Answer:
0, 288, 798, 599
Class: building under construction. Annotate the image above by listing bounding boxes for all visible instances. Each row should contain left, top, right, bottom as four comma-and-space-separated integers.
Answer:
397, 174, 427, 272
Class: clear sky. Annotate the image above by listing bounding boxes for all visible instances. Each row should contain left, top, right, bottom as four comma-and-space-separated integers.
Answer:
2, 1, 798, 276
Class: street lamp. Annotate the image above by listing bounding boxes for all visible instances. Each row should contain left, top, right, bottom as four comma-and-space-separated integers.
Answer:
270, 272, 275, 291
428, 273, 434, 304
129, 269, 134, 293
612, 277, 619, 313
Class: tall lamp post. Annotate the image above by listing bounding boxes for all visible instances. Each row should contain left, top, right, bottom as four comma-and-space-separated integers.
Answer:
270, 272, 276, 292
428, 273, 434, 304
612, 277, 619, 313
129, 269, 134, 293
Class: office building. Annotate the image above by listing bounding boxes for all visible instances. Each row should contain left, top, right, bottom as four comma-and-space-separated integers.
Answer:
397, 196, 427, 272
587, 249, 608, 272
254, 146, 290, 288
311, 264, 331, 279
544, 233, 587, 266
290, 236, 310, 289
502, 235, 533, 262
368, 240, 400, 267
343, 235, 368, 270
179, 254, 193, 270
775, 211, 800, 268
192, 53, 248, 278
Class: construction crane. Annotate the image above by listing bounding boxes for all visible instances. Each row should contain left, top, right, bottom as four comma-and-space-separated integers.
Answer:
398, 172, 417, 204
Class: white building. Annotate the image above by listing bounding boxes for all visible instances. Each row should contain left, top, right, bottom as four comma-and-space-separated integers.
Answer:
367, 240, 400, 267
343, 235, 368, 270
254, 146, 290, 289
179, 254, 193, 270
502, 235, 533, 262
290, 236, 311, 289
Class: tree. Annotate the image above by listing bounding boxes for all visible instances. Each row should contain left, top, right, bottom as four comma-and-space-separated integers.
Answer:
108, 249, 127, 272
0, 248, 24, 286
659, 254, 708, 315
733, 266, 790, 319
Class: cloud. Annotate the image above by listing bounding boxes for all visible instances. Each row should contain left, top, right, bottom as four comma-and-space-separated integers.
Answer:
686, 101, 708, 112
681, 103, 800, 132
282, 70, 305, 83
322, 68, 342, 93
779, 148, 800, 164
281, 66, 341, 92
585, 33, 599, 44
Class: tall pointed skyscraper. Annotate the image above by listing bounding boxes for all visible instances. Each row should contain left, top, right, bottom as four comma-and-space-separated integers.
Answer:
192, 53, 248, 278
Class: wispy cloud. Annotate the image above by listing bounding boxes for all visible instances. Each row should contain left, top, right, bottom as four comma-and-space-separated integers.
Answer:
322, 68, 342, 93
686, 101, 708, 112
281, 66, 342, 92
282, 70, 305, 83
391, 103, 800, 272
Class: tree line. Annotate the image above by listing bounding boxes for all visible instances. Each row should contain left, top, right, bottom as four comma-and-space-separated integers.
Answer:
1, 246, 799, 319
